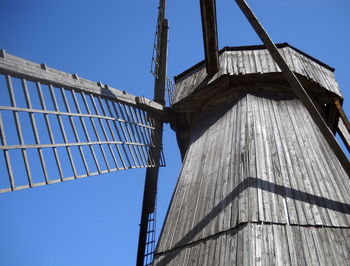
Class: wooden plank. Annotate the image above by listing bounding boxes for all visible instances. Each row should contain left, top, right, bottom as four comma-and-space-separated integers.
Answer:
178, 130, 207, 244
230, 227, 239, 265
268, 98, 290, 224
299, 99, 349, 225
268, 98, 289, 225
289, 99, 323, 225
288, 100, 323, 225
213, 105, 232, 235
218, 104, 234, 231
272, 224, 284, 265
0, 105, 155, 130
260, 95, 283, 223
294, 226, 309, 265
190, 119, 216, 243
161, 139, 196, 250
243, 50, 252, 74
236, 225, 244, 266
267, 224, 276, 265
284, 225, 298, 265
252, 50, 263, 74
246, 94, 259, 223
270, 97, 298, 225
235, 0, 350, 176
166, 133, 200, 250
193, 240, 206, 266
219, 232, 228, 265
338, 118, 350, 153
215, 103, 232, 232
255, 223, 262, 266
251, 94, 265, 223
242, 223, 251, 266
311, 227, 328, 266
256, 95, 273, 223
229, 99, 241, 228
202, 110, 223, 238
278, 100, 308, 225
237, 95, 249, 224
0, 54, 163, 112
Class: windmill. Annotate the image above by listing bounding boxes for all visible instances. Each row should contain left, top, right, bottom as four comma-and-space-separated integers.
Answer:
0, 0, 350, 266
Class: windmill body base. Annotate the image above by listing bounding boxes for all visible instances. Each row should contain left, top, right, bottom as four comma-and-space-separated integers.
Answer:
155, 91, 350, 265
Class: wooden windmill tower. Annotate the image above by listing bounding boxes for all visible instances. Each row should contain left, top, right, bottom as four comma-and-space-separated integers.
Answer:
154, 43, 350, 264
154, 0, 350, 265
0, 0, 349, 265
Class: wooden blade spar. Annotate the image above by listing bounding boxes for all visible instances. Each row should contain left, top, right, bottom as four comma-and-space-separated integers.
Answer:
0, 50, 165, 194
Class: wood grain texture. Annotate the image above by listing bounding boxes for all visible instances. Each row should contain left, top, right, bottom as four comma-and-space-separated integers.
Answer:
155, 91, 350, 265
173, 45, 342, 105
154, 223, 350, 265
0, 52, 163, 112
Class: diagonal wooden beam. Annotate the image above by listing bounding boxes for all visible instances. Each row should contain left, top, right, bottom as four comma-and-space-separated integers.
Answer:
235, 0, 350, 176
334, 99, 350, 153
200, 0, 219, 76
338, 119, 350, 153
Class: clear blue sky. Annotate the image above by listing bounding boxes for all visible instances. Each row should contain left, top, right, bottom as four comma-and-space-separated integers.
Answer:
0, 0, 349, 265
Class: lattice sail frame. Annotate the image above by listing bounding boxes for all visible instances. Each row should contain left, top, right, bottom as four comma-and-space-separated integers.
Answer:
0, 51, 165, 193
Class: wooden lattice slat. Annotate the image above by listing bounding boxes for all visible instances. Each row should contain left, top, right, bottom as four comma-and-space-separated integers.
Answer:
0, 52, 165, 193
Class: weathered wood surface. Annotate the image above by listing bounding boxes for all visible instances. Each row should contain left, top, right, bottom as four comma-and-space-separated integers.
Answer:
0, 69, 164, 194
0, 50, 164, 112
235, 0, 349, 176
339, 118, 350, 152
154, 223, 350, 265
172, 44, 342, 105
199, 0, 219, 76
155, 92, 350, 264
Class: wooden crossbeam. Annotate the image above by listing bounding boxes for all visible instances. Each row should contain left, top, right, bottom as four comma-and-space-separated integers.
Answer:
235, 0, 350, 176
199, 0, 219, 76
0, 50, 164, 112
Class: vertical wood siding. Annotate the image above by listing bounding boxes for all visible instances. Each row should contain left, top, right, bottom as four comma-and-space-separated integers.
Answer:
173, 46, 342, 105
155, 92, 350, 265
154, 223, 350, 265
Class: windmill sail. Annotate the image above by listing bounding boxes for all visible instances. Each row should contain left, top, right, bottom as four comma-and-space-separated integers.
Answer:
0, 50, 165, 193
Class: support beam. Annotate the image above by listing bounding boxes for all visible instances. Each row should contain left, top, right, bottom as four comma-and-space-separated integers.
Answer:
154, 20, 169, 105
334, 99, 350, 153
338, 119, 350, 153
0, 53, 163, 112
137, 2, 168, 265
200, 0, 219, 76
235, 0, 350, 176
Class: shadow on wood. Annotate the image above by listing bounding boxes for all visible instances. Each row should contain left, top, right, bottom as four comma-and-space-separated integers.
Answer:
155, 176, 350, 265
